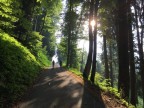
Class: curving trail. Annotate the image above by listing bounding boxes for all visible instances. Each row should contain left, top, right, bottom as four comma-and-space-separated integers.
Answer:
14, 64, 105, 108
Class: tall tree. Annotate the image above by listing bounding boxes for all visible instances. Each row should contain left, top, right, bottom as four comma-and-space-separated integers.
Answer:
127, 1, 137, 106
60, 0, 81, 68
66, 0, 72, 67
133, 0, 144, 106
109, 41, 114, 87
83, 0, 94, 79
117, 0, 130, 99
90, 0, 100, 83
14, 0, 37, 44
98, 0, 117, 86
33, 0, 62, 58
103, 34, 109, 79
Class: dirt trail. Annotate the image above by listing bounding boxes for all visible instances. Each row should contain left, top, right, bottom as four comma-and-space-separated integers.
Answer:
13, 65, 107, 108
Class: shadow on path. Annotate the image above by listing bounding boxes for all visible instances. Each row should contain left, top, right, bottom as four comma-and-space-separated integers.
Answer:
81, 79, 105, 108
14, 67, 106, 108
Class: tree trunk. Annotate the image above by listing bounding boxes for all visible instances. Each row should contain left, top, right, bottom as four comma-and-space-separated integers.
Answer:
90, 0, 100, 83
33, 16, 38, 31
133, 0, 144, 106
103, 34, 109, 79
128, 5, 136, 106
109, 43, 114, 87
66, 0, 72, 67
39, 12, 46, 35
117, 0, 130, 100
83, 0, 94, 79
139, 1, 144, 106
90, 19, 97, 83
81, 44, 84, 72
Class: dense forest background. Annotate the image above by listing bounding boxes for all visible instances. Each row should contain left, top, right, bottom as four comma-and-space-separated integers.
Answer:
0, 0, 144, 108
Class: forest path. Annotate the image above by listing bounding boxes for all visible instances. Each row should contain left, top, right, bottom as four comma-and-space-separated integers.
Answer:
14, 64, 105, 108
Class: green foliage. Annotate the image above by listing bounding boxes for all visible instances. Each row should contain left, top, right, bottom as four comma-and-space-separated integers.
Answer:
26, 31, 51, 67
58, 37, 80, 69
33, 0, 62, 58
137, 97, 143, 108
61, 5, 80, 68
0, 0, 20, 34
0, 0, 61, 107
41, 0, 62, 16
94, 73, 135, 108
13, 0, 38, 44
128, 105, 135, 108
94, 73, 120, 97
70, 47, 80, 69
42, 31, 56, 57
27, 31, 43, 55
57, 37, 67, 62
0, 32, 40, 107
77, 49, 87, 72
37, 50, 51, 67
69, 68, 83, 77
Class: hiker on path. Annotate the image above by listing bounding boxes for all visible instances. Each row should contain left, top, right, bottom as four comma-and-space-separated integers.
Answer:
52, 60, 55, 68
59, 60, 62, 67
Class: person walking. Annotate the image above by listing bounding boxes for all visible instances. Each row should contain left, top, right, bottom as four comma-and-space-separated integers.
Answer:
59, 60, 62, 67
52, 60, 55, 68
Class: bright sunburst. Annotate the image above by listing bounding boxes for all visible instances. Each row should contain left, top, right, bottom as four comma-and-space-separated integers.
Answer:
90, 20, 95, 27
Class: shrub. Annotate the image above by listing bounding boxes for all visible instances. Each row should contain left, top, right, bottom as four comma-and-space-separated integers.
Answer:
0, 32, 40, 107
37, 50, 51, 67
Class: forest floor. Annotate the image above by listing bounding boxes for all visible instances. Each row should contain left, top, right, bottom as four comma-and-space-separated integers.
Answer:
13, 64, 127, 108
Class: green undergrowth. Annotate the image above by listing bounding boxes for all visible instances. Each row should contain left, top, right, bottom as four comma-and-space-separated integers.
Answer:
94, 73, 135, 108
68, 68, 83, 77
68, 68, 135, 108
0, 32, 41, 107
137, 97, 143, 108
36, 50, 51, 67
26, 31, 50, 67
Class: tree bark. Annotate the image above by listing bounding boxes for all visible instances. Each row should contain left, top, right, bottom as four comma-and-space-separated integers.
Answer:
103, 34, 109, 79
117, 0, 130, 100
133, 0, 144, 106
109, 43, 113, 87
139, 1, 144, 106
66, 0, 72, 67
83, 0, 94, 79
90, 0, 100, 83
128, 4, 136, 106
39, 12, 46, 35
34, 16, 38, 31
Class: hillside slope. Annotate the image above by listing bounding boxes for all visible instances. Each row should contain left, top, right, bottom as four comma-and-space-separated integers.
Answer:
0, 32, 40, 107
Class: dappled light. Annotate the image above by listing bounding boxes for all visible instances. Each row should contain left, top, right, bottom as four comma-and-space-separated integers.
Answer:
15, 68, 83, 108
0, 0, 143, 107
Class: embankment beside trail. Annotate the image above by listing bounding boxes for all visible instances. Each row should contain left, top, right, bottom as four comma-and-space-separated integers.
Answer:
0, 33, 40, 107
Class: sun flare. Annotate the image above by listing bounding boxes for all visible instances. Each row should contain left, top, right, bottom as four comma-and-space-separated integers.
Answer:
90, 20, 95, 27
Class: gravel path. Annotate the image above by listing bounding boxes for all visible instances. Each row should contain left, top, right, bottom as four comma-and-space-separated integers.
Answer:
14, 65, 105, 108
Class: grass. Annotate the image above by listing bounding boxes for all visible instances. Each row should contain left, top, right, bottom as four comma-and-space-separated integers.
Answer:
68, 68, 83, 77
0, 32, 40, 107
